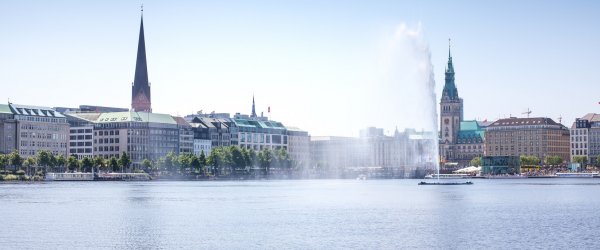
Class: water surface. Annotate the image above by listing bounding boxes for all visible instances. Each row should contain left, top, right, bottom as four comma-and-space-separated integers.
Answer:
1, 179, 598, 249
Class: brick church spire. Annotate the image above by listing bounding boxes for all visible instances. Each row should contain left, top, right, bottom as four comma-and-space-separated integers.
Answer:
131, 7, 152, 112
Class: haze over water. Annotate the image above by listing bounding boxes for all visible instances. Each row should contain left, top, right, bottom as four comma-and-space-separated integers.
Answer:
1, 179, 599, 249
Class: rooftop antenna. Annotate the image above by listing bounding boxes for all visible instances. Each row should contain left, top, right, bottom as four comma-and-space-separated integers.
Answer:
522, 108, 532, 118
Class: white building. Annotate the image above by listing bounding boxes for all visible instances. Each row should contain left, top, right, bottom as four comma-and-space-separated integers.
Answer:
193, 139, 212, 156
571, 113, 600, 165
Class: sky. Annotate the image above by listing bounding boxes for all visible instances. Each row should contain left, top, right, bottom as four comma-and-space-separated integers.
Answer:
1, 0, 599, 137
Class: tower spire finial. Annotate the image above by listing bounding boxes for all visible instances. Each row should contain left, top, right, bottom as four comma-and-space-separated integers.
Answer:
448, 38, 451, 58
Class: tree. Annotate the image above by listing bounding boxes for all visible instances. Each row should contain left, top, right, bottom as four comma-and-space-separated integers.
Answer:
596, 155, 600, 167
178, 153, 192, 174
190, 155, 201, 174
67, 155, 80, 172
156, 157, 166, 172
118, 152, 131, 173
81, 157, 94, 172
36, 150, 51, 173
248, 148, 257, 167
520, 155, 540, 166
207, 148, 224, 176
165, 152, 177, 173
230, 146, 246, 174
93, 156, 106, 172
470, 156, 481, 167
48, 154, 57, 172
142, 159, 153, 173
9, 151, 24, 172
573, 156, 588, 165
109, 157, 120, 172
0, 154, 7, 174
276, 148, 292, 172
544, 155, 563, 166
258, 148, 273, 175
56, 155, 66, 173
24, 157, 36, 176
199, 150, 207, 175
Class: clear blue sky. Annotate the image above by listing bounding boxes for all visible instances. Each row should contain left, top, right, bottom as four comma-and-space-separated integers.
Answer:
1, 1, 599, 136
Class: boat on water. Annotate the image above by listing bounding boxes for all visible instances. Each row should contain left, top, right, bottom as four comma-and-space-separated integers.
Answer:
45, 173, 94, 181
356, 174, 367, 180
555, 172, 598, 178
424, 174, 470, 179
418, 181, 473, 185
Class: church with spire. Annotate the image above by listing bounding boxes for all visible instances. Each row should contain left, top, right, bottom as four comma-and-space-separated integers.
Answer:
131, 9, 152, 112
439, 40, 486, 169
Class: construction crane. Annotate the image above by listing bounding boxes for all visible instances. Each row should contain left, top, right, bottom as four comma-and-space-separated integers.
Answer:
522, 108, 532, 118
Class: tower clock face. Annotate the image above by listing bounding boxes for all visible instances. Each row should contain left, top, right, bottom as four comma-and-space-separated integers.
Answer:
444, 119, 449, 125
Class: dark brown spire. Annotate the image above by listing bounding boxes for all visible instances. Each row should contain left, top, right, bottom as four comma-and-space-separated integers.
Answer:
132, 13, 152, 112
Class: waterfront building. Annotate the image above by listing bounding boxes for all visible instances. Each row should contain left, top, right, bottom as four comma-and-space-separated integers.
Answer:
481, 156, 521, 175
570, 113, 600, 165
0, 103, 69, 158
310, 128, 437, 178
65, 113, 97, 159
0, 104, 17, 154
287, 127, 310, 168
174, 117, 194, 154
55, 105, 128, 114
187, 116, 233, 147
193, 139, 212, 156
438, 43, 486, 168
485, 117, 570, 162
131, 13, 152, 112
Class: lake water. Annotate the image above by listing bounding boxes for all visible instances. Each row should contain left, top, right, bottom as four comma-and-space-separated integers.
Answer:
1, 179, 599, 249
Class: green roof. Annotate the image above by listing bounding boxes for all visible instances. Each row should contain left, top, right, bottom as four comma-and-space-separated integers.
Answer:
457, 120, 485, 144
0, 104, 11, 114
96, 112, 176, 124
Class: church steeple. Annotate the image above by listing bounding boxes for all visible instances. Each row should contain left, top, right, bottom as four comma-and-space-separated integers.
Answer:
251, 95, 257, 118
131, 8, 152, 112
442, 39, 458, 100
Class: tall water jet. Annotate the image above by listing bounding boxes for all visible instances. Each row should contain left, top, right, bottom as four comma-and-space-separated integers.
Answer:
375, 23, 439, 177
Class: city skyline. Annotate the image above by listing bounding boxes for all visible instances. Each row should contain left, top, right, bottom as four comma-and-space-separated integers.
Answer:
1, 1, 599, 136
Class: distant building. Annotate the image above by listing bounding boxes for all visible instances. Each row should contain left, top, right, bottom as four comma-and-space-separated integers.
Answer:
485, 117, 570, 162
193, 139, 212, 156
481, 156, 520, 175
0, 104, 17, 154
55, 105, 128, 114
570, 113, 600, 165
68, 111, 193, 168
0, 103, 69, 158
438, 43, 486, 167
187, 116, 233, 147
65, 113, 97, 159
310, 128, 437, 178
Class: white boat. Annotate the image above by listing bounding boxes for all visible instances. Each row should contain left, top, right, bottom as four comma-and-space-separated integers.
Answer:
425, 174, 470, 179
555, 172, 598, 178
45, 172, 94, 181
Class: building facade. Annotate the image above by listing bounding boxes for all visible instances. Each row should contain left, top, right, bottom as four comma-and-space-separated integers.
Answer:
0, 104, 17, 154
65, 114, 95, 160
438, 44, 486, 167
570, 113, 600, 165
0, 104, 69, 158
310, 128, 437, 178
485, 117, 570, 162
